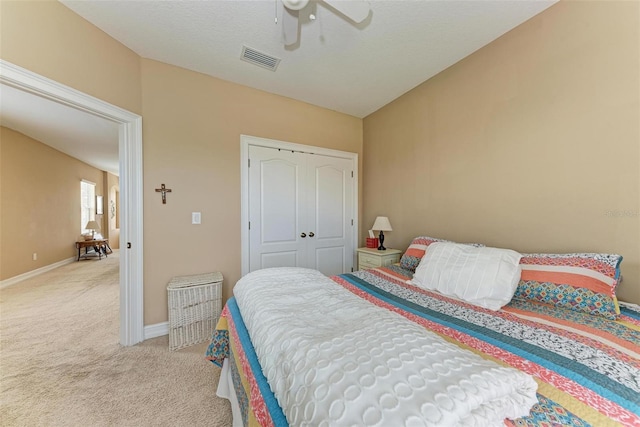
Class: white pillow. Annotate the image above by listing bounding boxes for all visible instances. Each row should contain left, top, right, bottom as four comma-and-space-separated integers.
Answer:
410, 242, 522, 310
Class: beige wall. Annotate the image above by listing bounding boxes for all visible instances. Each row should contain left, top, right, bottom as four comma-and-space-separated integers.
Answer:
0, 0, 133, 268
0, 1, 362, 326
0, 127, 105, 279
105, 172, 120, 249
4, 0, 635, 323
0, 0, 141, 115
1, 0, 134, 269
363, 1, 640, 304
141, 59, 363, 324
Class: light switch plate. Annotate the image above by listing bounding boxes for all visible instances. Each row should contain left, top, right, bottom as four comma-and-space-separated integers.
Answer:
192, 212, 201, 224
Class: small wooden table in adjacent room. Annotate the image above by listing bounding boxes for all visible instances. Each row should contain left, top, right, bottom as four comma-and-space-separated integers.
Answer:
75, 239, 112, 261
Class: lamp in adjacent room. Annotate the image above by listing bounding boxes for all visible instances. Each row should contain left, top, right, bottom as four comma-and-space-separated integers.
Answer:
85, 220, 101, 240
371, 216, 392, 251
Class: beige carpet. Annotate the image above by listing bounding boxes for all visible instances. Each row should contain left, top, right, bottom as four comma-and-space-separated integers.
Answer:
0, 251, 233, 426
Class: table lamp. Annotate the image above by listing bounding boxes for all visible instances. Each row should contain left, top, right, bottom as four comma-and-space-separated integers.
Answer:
85, 220, 101, 240
371, 216, 392, 251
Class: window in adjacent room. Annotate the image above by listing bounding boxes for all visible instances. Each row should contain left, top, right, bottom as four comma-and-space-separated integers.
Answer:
80, 180, 96, 233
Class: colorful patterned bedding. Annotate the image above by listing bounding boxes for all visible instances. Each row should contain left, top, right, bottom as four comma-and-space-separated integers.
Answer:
207, 265, 640, 426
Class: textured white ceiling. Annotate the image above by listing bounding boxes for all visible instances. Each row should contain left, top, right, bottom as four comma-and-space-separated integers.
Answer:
0, 84, 120, 175
1, 0, 557, 175
61, 0, 557, 118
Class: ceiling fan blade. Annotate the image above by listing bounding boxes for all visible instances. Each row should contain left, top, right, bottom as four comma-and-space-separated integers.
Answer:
322, 0, 370, 23
282, 5, 299, 45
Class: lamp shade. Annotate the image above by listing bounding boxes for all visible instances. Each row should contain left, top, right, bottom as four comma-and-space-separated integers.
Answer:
371, 216, 392, 232
85, 220, 101, 231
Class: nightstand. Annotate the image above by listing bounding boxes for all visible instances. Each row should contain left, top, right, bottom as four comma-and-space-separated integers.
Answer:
357, 247, 402, 270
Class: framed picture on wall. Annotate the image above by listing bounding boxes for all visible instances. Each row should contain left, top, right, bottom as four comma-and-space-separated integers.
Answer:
96, 195, 104, 215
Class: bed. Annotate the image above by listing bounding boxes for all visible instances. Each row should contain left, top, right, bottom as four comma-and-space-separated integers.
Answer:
206, 240, 640, 427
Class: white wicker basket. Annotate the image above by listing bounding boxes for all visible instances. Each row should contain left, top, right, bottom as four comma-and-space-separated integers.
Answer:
167, 272, 223, 351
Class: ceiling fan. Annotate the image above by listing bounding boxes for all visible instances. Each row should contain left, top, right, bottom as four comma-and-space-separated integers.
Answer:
280, 0, 370, 45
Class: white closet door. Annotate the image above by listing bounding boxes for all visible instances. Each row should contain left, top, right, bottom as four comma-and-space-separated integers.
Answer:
248, 144, 354, 276
306, 155, 354, 276
249, 146, 306, 271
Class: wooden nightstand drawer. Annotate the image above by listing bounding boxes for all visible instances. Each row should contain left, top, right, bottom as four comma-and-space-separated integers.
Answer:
356, 248, 402, 271
359, 252, 382, 267
359, 260, 380, 269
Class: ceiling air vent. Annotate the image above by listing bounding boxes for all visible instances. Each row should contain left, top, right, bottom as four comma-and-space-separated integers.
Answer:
241, 46, 281, 71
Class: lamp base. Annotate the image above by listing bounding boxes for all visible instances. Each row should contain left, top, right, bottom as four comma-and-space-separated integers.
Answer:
377, 231, 386, 251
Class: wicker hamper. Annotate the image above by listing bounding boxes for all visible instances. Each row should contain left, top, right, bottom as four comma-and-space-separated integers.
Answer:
167, 272, 223, 351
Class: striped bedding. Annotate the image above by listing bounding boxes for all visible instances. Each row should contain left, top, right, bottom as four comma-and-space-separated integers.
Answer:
206, 265, 640, 426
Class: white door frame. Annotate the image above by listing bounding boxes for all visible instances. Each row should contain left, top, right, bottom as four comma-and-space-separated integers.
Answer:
240, 134, 358, 276
0, 60, 144, 346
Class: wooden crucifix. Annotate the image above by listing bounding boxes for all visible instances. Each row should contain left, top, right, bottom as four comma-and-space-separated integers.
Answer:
155, 184, 172, 204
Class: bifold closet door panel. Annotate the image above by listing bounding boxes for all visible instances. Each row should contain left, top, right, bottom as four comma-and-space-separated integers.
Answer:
248, 145, 307, 272
305, 154, 354, 276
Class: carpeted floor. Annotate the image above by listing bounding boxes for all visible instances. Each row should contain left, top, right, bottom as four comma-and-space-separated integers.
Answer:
0, 251, 233, 426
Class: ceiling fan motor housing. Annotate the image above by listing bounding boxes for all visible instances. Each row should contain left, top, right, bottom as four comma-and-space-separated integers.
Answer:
281, 0, 370, 46
283, 0, 309, 11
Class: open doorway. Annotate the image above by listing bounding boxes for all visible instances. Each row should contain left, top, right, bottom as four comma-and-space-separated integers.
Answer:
0, 60, 144, 346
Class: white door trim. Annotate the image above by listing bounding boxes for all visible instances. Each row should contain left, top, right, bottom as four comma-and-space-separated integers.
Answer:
0, 59, 144, 346
240, 134, 358, 276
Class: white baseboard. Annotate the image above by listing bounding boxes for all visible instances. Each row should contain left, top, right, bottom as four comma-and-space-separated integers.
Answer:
0, 257, 76, 289
144, 321, 169, 339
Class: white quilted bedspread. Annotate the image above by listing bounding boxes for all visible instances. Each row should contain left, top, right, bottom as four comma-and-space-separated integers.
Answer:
234, 267, 538, 427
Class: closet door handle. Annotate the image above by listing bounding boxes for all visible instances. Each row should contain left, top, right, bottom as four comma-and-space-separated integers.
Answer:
300, 233, 307, 238
309, 232, 315, 237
